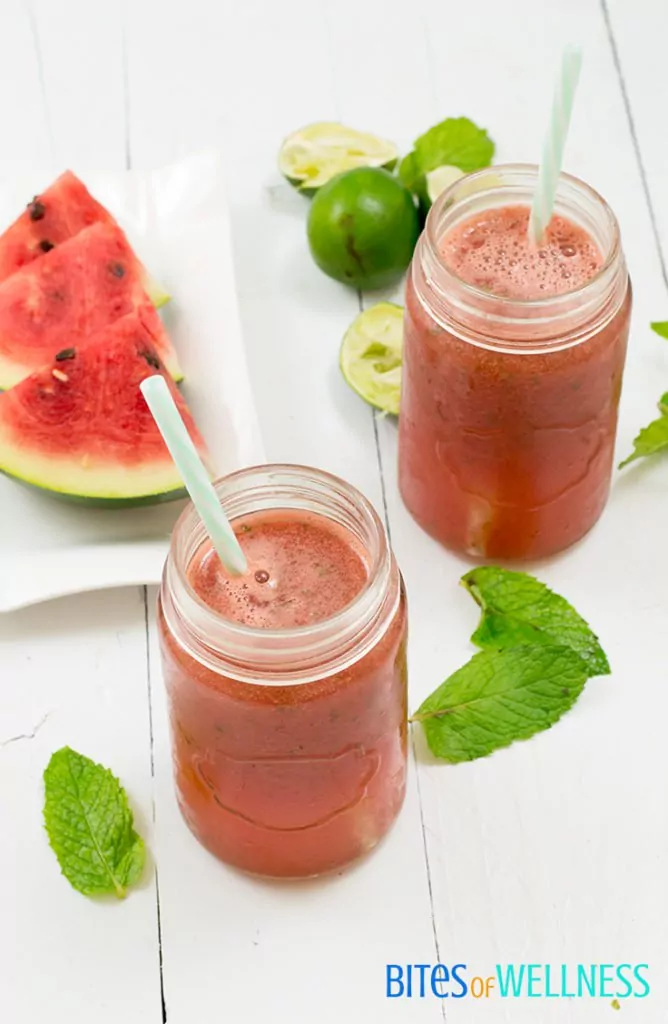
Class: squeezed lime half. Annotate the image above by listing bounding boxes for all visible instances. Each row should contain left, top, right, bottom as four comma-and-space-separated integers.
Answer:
340, 302, 403, 415
425, 164, 466, 204
279, 122, 399, 194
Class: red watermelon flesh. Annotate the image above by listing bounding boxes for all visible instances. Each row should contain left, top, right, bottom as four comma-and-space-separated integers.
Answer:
0, 221, 182, 390
0, 310, 206, 505
0, 171, 116, 282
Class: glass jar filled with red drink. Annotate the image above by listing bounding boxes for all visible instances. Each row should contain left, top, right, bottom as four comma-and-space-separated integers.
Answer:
158, 465, 407, 878
398, 164, 631, 560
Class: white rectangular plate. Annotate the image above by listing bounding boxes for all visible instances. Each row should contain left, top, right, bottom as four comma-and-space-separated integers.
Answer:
0, 151, 265, 612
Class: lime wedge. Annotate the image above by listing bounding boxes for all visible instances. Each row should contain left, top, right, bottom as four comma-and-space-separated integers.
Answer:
340, 303, 403, 415
279, 123, 399, 194
426, 164, 466, 203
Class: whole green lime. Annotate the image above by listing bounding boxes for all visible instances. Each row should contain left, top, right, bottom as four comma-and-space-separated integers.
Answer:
306, 167, 420, 290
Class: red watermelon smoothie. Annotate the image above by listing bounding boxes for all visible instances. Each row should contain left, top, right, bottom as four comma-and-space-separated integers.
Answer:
158, 465, 407, 878
398, 165, 631, 560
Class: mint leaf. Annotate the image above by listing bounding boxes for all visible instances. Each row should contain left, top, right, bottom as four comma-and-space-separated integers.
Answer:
619, 394, 668, 468
462, 566, 610, 676
413, 117, 495, 176
44, 747, 145, 898
398, 150, 421, 193
650, 321, 668, 340
400, 118, 494, 213
413, 645, 589, 763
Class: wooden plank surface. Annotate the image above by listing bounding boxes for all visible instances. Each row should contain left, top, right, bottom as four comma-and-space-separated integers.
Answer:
0, 589, 161, 1023
1, 0, 666, 1020
0, 4, 160, 1022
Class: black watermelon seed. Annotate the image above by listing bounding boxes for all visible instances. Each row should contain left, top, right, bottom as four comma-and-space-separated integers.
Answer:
55, 348, 76, 361
139, 348, 160, 369
38, 239, 55, 253
28, 198, 46, 221
109, 262, 125, 278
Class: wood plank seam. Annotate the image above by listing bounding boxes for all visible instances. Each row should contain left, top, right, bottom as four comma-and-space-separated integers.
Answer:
145, 584, 168, 1023
24, 0, 56, 163
600, 0, 668, 291
124, 14, 167, 1010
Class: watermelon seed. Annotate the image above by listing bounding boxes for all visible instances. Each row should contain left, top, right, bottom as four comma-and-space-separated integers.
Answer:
52, 369, 69, 383
55, 348, 76, 361
140, 348, 160, 369
109, 262, 125, 278
28, 197, 45, 221
38, 239, 55, 253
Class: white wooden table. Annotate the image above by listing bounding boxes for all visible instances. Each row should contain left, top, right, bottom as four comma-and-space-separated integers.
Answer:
1, 1, 667, 1021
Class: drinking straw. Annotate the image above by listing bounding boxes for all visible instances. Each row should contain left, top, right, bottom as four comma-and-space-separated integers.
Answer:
528, 45, 583, 245
140, 375, 248, 576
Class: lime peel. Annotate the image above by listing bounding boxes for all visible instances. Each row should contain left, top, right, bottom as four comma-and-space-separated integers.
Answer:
340, 302, 403, 415
426, 165, 466, 203
279, 122, 398, 194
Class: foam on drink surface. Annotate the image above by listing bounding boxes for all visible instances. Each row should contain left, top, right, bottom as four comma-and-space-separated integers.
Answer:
440, 204, 603, 301
188, 510, 369, 629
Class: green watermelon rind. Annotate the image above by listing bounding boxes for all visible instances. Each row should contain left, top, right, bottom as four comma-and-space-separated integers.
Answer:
0, 431, 189, 507
17, 478, 187, 508
145, 275, 171, 309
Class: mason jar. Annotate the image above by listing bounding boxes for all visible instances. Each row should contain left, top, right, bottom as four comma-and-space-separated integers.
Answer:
398, 164, 631, 560
158, 464, 407, 878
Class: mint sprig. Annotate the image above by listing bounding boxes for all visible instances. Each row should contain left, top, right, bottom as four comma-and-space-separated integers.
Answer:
412, 568, 609, 763
413, 645, 589, 763
619, 392, 668, 468
44, 747, 146, 898
619, 321, 668, 468
462, 566, 610, 675
399, 117, 495, 195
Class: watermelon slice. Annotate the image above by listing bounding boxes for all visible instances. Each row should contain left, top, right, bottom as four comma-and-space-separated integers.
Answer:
0, 310, 206, 506
0, 170, 169, 306
0, 222, 181, 390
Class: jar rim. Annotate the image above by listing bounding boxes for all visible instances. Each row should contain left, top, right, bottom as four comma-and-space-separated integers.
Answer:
161, 463, 399, 684
424, 162, 622, 310
172, 463, 387, 639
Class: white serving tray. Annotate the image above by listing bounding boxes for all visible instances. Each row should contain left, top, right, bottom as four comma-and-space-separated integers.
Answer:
0, 151, 265, 612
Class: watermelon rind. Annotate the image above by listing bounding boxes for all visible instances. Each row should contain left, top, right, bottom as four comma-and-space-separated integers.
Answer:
145, 275, 171, 309
0, 425, 189, 507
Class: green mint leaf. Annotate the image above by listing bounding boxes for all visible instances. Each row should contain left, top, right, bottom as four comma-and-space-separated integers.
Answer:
400, 118, 494, 209
413, 117, 494, 177
43, 747, 146, 898
650, 321, 668, 340
462, 566, 610, 676
413, 645, 589, 763
398, 150, 421, 193
619, 407, 668, 468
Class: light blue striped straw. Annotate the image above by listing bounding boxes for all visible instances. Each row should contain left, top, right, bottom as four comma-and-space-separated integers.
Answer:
140, 375, 248, 576
528, 46, 583, 245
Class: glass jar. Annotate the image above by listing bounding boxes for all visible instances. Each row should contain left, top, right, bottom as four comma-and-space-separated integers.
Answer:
398, 164, 632, 560
158, 464, 408, 878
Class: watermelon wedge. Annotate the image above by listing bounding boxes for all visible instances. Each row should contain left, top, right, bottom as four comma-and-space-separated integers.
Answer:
0, 222, 181, 390
0, 170, 169, 306
0, 311, 206, 506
